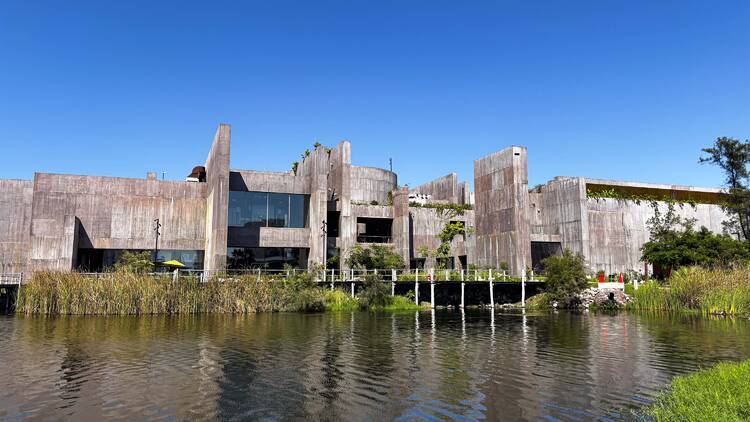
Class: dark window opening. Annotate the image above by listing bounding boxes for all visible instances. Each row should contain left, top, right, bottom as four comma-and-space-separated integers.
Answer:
356, 217, 393, 243
411, 258, 426, 269
530, 241, 563, 274
327, 211, 340, 237
76, 249, 204, 272
227, 247, 309, 270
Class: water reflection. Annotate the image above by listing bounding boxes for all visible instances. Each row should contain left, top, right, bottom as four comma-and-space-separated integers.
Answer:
1, 312, 750, 421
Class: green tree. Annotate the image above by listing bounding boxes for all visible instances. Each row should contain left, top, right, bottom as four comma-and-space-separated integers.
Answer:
113, 251, 154, 273
542, 250, 588, 305
345, 244, 405, 269
700, 137, 750, 247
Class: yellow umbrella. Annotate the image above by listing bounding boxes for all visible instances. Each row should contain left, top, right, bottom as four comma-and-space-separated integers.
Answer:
160, 260, 185, 267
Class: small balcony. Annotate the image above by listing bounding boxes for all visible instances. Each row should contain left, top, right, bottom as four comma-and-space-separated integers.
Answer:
356, 235, 392, 244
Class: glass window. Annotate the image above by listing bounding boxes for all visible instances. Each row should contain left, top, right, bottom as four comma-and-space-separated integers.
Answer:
227, 247, 308, 270
229, 191, 308, 228
229, 192, 268, 227
289, 194, 307, 228
268, 193, 289, 228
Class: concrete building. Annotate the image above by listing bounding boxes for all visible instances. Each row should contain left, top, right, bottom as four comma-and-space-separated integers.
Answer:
0, 123, 732, 276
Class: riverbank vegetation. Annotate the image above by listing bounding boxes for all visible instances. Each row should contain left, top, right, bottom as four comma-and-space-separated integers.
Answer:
16, 271, 425, 315
645, 359, 750, 422
628, 266, 750, 316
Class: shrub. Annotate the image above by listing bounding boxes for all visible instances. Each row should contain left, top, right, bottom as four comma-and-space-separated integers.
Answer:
346, 244, 405, 269
324, 289, 359, 311
542, 250, 588, 306
358, 274, 393, 308
113, 251, 154, 273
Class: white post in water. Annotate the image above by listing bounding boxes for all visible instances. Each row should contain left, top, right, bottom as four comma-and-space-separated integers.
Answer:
444, 269, 449, 282
489, 268, 493, 282
521, 266, 527, 307
391, 269, 396, 296
460, 279, 465, 309
351, 268, 355, 281
430, 281, 435, 308
415, 269, 420, 305
351, 281, 355, 298
489, 279, 494, 308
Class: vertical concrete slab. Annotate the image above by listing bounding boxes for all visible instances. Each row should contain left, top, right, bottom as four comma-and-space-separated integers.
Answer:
391, 187, 411, 265
474, 146, 532, 275
203, 124, 230, 271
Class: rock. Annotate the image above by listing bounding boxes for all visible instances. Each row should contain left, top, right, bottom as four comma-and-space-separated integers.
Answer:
575, 288, 632, 309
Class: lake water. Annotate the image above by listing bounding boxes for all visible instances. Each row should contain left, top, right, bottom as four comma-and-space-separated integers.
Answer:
1, 310, 749, 421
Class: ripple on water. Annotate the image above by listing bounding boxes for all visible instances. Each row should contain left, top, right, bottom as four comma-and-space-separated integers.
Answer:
1, 312, 750, 421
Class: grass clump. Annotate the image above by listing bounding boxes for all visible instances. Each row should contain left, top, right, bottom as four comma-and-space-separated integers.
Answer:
524, 292, 552, 310
383, 295, 428, 311
646, 359, 750, 422
324, 289, 359, 311
629, 266, 750, 316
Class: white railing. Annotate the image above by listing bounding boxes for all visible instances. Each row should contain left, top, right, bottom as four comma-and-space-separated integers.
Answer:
0, 273, 24, 285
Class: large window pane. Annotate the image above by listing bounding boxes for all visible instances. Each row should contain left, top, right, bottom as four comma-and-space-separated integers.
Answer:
229, 192, 268, 227
268, 193, 290, 228
289, 194, 308, 228
227, 247, 308, 269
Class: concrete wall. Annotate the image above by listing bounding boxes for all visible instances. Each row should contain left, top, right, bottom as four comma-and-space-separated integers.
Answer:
474, 146, 532, 275
204, 124, 230, 271
350, 166, 397, 205
29, 173, 207, 271
529, 176, 588, 257
586, 198, 729, 273
0, 179, 33, 272
410, 173, 469, 205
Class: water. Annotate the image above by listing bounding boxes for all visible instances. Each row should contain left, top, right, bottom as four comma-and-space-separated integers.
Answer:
1, 311, 750, 421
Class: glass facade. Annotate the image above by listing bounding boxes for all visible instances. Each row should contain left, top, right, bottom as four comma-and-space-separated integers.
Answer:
76, 249, 204, 272
227, 247, 308, 270
229, 191, 308, 229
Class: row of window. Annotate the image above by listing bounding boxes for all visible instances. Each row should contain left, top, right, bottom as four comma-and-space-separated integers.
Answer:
228, 191, 309, 229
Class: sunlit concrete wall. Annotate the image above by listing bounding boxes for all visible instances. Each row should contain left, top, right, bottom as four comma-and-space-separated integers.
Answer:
350, 166, 397, 205
474, 146, 532, 275
29, 173, 207, 271
0, 179, 33, 272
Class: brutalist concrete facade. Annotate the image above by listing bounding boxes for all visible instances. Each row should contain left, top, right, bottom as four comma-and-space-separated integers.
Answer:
0, 123, 733, 275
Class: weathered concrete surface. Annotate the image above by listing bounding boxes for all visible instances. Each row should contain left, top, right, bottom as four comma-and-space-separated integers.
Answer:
474, 146, 532, 275
229, 170, 310, 194
204, 124, 230, 271
586, 197, 729, 273
351, 204, 394, 218
529, 176, 589, 259
350, 166, 397, 205
410, 173, 470, 205
0, 179, 33, 272
259, 227, 311, 248
409, 207, 474, 269
29, 173, 207, 271
391, 187, 411, 264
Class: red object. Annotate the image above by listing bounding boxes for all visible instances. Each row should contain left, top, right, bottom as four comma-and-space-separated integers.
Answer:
618, 273, 624, 283
598, 273, 605, 283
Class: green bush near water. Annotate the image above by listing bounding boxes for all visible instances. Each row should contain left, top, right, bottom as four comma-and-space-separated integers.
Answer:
629, 266, 750, 316
645, 359, 750, 422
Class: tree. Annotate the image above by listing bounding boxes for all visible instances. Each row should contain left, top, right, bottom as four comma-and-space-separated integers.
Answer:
641, 226, 749, 276
700, 137, 750, 247
345, 244, 405, 269
113, 251, 154, 273
542, 250, 588, 306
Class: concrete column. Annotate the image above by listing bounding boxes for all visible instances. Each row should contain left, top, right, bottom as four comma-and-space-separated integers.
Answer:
203, 124, 231, 272
474, 146, 532, 276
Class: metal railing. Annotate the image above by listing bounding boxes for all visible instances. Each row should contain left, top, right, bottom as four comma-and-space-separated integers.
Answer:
356, 235, 392, 244
0, 273, 24, 285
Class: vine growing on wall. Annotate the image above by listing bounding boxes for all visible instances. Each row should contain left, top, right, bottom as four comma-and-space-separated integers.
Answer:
586, 188, 702, 209
409, 202, 473, 219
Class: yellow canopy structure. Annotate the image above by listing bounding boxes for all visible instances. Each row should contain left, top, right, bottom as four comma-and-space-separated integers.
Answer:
159, 260, 185, 267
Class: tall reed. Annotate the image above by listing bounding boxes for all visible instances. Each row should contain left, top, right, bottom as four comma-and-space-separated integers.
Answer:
629, 266, 750, 316
16, 271, 326, 315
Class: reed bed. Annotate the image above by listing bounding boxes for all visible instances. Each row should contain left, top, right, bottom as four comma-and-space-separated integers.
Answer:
629, 266, 750, 316
16, 271, 426, 315
16, 271, 327, 315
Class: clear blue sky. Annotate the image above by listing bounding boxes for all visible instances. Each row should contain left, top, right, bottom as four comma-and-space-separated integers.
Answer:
1, 1, 748, 189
